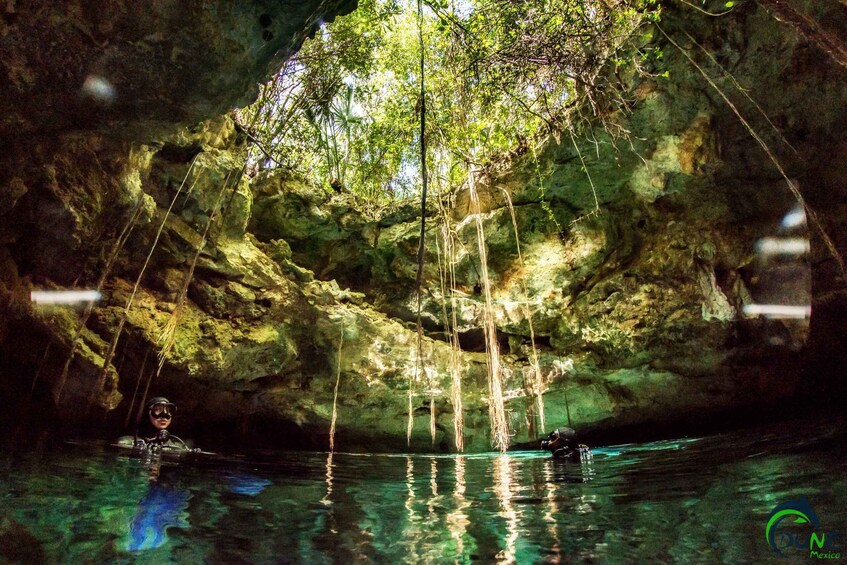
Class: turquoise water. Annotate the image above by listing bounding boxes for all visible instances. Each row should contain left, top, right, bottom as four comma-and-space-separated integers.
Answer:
1, 414, 845, 563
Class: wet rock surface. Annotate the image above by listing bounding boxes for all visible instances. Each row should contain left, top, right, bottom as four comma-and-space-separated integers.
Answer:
1, 1, 846, 452
0, 0, 356, 140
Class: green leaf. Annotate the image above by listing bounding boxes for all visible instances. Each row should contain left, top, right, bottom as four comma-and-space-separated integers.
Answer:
246, 0, 656, 202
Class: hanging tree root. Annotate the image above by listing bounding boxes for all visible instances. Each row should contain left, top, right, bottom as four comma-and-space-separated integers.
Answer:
468, 169, 510, 452
157, 168, 238, 369
499, 188, 546, 437
681, 30, 797, 155
434, 212, 464, 452
658, 23, 846, 278
755, 0, 847, 71
86, 153, 201, 410
54, 193, 146, 404
124, 346, 151, 429
329, 323, 343, 453
409, 0, 430, 448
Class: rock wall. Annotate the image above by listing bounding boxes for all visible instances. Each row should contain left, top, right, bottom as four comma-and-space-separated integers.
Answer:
248, 0, 847, 448
0, 0, 356, 140
1, 0, 845, 452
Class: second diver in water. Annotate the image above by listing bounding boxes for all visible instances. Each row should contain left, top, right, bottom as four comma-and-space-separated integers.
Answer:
541, 427, 593, 463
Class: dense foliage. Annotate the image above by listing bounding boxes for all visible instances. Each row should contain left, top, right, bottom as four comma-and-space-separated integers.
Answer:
237, 0, 660, 202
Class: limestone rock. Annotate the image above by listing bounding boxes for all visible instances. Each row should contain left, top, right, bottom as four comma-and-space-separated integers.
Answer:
1, 0, 845, 453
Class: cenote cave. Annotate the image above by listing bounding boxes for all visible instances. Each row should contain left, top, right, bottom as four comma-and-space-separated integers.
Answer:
1, 0, 846, 562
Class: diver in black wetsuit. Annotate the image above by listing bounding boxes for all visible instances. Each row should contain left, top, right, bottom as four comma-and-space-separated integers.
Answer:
117, 397, 197, 456
120, 398, 194, 549
541, 427, 592, 463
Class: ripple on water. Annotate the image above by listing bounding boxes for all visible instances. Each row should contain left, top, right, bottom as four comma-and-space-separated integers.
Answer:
0, 413, 844, 563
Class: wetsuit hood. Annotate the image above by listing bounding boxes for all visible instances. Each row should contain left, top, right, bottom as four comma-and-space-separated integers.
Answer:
146, 397, 177, 411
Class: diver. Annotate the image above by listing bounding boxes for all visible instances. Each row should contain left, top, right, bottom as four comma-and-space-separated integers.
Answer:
541, 427, 593, 463
117, 397, 198, 457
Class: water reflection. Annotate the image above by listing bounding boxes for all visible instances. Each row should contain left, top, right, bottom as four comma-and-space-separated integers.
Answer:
126, 481, 190, 551
0, 415, 844, 562
404, 455, 417, 547
447, 456, 469, 559
322, 451, 334, 506
224, 471, 271, 496
542, 458, 561, 556
494, 455, 518, 563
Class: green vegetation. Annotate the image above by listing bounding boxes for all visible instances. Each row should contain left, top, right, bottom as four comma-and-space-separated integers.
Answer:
238, 0, 660, 202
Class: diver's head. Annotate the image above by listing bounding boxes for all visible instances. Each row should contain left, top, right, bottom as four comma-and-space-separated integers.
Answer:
541, 427, 578, 455
147, 397, 176, 431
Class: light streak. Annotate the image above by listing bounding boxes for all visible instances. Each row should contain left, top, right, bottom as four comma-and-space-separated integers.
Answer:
742, 304, 811, 319
30, 290, 101, 305
755, 237, 810, 256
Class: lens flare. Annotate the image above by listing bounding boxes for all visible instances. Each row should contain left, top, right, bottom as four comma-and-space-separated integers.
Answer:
30, 290, 101, 305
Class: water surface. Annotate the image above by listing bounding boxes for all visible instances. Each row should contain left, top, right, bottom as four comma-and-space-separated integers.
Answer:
1, 414, 845, 563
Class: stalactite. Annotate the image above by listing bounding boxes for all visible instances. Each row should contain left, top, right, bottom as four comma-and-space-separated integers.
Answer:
468, 169, 510, 452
